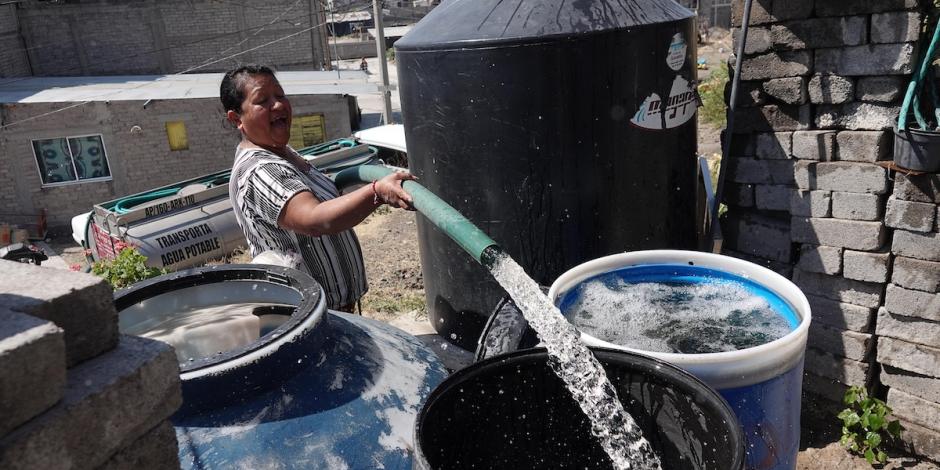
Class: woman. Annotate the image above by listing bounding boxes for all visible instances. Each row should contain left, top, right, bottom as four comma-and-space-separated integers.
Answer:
221, 64, 414, 311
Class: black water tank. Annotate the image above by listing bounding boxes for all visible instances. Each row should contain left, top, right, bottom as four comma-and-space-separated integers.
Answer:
396, 0, 699, 350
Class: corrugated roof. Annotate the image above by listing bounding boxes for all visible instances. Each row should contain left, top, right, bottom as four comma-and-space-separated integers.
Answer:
0, 71, 378, 104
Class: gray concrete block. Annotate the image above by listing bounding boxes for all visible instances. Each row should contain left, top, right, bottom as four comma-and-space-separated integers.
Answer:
804, 347, 870, 387
794, 161, 889, 195
892, 256, 940, 292
893, 229, 940, 262
872, 11, 922, 44
735, 81, 767, 107
842, 250, 891, 284
856, 77, 904, 103
885, 284, 940, 321
886, 198, 937, 232
733, 104, 811, 132
728, 158, 771, 184
766, 160, 796, 185
754, 184, 793, 212
808, 322, 872, 362
815, 102, 902, 130
721, 249, 794, 278
796, 244, 842, 275
790, 190, 832, 217
771, 17, 867, 51
761, 77, 806, 105
815, 43, 917, 76
726, 130, 757, 157
881, 365, 940, 403
739, 51, 812, 81
0, 335, 181, 470
733, 27, 772, 55
836, 130, 892, 162
802, 371, 849, 404
754, 132, 792, 160
888, 388, 940, 434
732, 0, 774, 26
815, 0, 917, 16
0, 308, 65, 437
791, 130, 835, 161
771, 0, 813, 21
97, 420, 179, 470
807, 75, 854, 104
791, 217, 886, 251
878, 336, 940, 378
0, 260, 118, 366
896, 419, 940, 464
877, 308, 940, 349
831, 192, 883, 221
724, 183, 755, 208
805, 294, 874, 332
792, 268, 884, 308
722, 212, 792, 263
893, 173, 940, 204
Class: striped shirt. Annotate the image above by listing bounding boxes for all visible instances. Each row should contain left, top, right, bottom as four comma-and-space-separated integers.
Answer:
229, 145, 367, 308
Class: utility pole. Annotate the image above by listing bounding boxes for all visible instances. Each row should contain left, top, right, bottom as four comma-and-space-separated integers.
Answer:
372, 0, 393, 124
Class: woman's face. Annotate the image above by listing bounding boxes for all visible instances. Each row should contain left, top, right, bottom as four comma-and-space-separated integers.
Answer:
231, 73, 292, 150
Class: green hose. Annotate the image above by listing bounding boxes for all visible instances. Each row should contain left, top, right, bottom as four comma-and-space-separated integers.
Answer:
333, 165, 498, 265
900, 15, 940, 131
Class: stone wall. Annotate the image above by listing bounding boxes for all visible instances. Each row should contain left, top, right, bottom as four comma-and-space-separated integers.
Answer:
0, 260, 181, 468
724, 0, 940, 461
0, 4, 31, 78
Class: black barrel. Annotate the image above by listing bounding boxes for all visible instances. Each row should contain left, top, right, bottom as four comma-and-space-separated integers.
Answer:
396, 0, 700, 349
414, 347, 745, 469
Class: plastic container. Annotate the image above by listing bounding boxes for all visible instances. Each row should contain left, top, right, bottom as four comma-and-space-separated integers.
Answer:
115, 265, 449, 469
894, 126, 940, 173
549, 250, 811, 470
414, 347, 745, 470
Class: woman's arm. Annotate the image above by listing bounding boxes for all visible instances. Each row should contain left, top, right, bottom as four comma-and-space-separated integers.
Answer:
278, 171, 415, 237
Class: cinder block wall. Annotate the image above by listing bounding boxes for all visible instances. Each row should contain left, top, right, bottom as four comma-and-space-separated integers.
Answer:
0, 260, 182, 468
724, 0, 940, 461
0, 5, 31, 78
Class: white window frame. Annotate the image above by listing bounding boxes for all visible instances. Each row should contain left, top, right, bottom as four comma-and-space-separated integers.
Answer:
31, 133, 113, 188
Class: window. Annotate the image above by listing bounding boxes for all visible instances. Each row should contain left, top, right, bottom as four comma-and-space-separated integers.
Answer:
32, 134, 111, 186
165, 121, 189, 151
288, 114, 326, 149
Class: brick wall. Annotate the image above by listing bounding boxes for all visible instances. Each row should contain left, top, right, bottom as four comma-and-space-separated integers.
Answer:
0, 5, 31, 78
0, 94, 352, 225
724, 0, 940, 461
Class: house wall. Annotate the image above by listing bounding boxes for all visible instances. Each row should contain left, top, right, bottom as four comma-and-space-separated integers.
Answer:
0, 4, 31, 78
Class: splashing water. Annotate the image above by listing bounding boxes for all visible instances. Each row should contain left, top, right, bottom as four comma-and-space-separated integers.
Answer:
488, 252, 662, 470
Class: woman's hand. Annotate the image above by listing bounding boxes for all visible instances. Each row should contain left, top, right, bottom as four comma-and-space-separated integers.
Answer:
374, 171, 417, 210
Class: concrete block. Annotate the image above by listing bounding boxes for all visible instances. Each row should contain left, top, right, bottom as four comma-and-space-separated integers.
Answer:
790, 190, 832, 217
733, 27, 772, 55
761, 77, 806, 105
877, 308, 940, 349
724, 183, 755, 208
805, 294, 874, 332
0, 336, 181, 470
836, 130, 892, 162
0, 308, 65, 437
815, 43, 916, 76
878, 336, 940, 378
771, 0, 813, 21
893, 173, 940, 204
734, 81, 767, 107
725, 130, 756, 157
733, 104, 811, 132
792, 268, 884, 308
732, 0, 774, 26
804, 347, 870, 387
808, 322, 872, 362
884, 284, 940, 321
771, 17, 867, 51
0, 260, 118, 366
815, 0, 917, 16
893, 230, 940, 262
872, 11, 922, 44
856, 77, 904, 103
794, 161, 889, 195
881, 365, 940, 403
722, 212, 792, 263
791, 217, 886, 251
815, 102, 902, 130
896, 419, 940, 464
796, 244, 842, 275
97, 420, 178, 470
842, 250, 891, 284
739, 51, 812, 81
754, 132, 792, 160
807, 74, 854, 104
892, 256, 940, 292
754, 184, 792, 212
886, 198, 937, 232
721, 249, 794, 278
888, 388, 940, 434
791, 130, 836, 161
728, 158, 771, 184
766, 160, 796, 185
831, 192, 883, 221
802, 371, 850, 404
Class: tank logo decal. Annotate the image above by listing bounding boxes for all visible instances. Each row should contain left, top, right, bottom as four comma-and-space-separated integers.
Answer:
630, 75, 697, 130
144, 194, 198, 217
160, 236, 222, 267
666, 33, 687, 71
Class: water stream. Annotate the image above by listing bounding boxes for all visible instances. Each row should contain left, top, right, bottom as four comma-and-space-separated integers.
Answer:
488, 251, 662, 470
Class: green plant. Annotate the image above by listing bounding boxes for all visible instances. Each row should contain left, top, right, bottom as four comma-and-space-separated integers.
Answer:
698, 65, 729, 128
385, 47, 395, 63
838, 385, 903, 465
92, 246, 166, 289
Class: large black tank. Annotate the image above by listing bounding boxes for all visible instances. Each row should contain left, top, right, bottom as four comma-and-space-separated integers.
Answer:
396, 0, 699, 349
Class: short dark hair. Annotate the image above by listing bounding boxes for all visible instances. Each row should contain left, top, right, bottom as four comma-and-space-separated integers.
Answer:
220, 64, 276, 113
